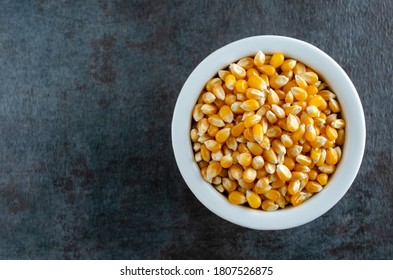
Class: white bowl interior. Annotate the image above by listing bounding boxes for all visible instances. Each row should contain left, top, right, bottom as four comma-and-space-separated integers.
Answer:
172, 35, 365, 230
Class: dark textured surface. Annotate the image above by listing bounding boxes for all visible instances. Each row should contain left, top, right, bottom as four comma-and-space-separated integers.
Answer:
0, 0, 392, 259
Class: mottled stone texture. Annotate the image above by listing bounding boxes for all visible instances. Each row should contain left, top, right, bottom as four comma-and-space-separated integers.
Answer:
0, 0, 391, 259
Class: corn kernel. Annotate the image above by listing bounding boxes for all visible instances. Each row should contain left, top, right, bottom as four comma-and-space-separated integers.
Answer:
262, 199, 279, 211
243, 168, 257, 183
267, 88, 280, 104
296, 154, 312, 166
326, 147, 339, 165
235, 79, 248, 93
270, 75, 289, 89
247, 68, 260, 78
287, 180, 300, 195
241, 99, 260, 111
295, 74, 308, 89
252, 156, 265, 170
264, 162, 276, 174
276, 164, 292, 181
266, 125, 282, 138
254, 51, 265, 67
245, 190, 261, 208
215, 127, 231, 143
237, 152, 252, 167
281, 59, 297, 71
244, 114, 262, 128
206, 161, 222, 182
258, 64, 276, 77
211, 84, 225, 100
247, 142, 263, 156
291, 192, 307, 206
248, 75, 267, 91
228, 191, 246, 204
318, 163, 336, 174
229, 63, 246, 79
293, 62, 306, 75
316, 173, 328, 185
270, 52, 285, 68
300, 71, 319, 85
329, 98, 341, 113
284, 156, 296, 170
205, 77, 222, 92
331, 119, 345, 129
287, 145, 302, 158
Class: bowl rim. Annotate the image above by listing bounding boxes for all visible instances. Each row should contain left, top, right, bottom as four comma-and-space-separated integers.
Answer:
171, 35, 366, 230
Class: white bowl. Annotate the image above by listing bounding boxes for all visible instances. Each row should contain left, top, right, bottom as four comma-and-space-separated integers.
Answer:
171, 35, 366, 230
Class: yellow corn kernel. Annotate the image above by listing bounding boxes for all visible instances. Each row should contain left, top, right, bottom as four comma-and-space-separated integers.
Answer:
270, 52, 285, 68
226, 136, 237, 151
296, 154, 312, 166
215, 128, 231, 143
218, 105, 234, 123
271, 139, 286, 156
272, 179, 286, 189
252, 156, 265, 170
205, 77, 222, 92
228, 191, 246, 205
238, 143, 250, 154
300, 71, 319, 85
307, 85, 319, 95
229, 164, 243, 180
317, 173, 328, 185
293, 62, 306, 75
300, 112, 314, 126
237, 152, 252, 167
291, 86, 308, 101
291, 191, 306, 206
315, 148, 326, 167
197, 118, 209, 136
262, 148, 278, 164
237, 57, 254, 70
305, 181, 323, 193
308, 169, 318, 181
281, 70, 294, 80
230, 122, 245, 137
260, 135, 270, 149
211, 84, 225, 100
281, 58, 297, 71
266, 110, 278, 124
264, 162, 276, 174
190, 128, 199, 142
284, 156, 296, 170
293, 163, 310, 173
323, 139, 335, 149
261, 199, 278, 211
267, 89, 280, 104
224, 74, 236, 90
287, 145, 302, 158
229, 63, 246, 79
306, 105, 320, 118
247, 75, 267, 91
241, 99, 260, 111
200, 103, 218, 115
204, 139, 222, 153
270, 104, 285, 119
235, 79, 248, 93
220, 154, 233, 169
238, 178, 254, 190
284, 91, 294, 104
265, 189, 281, 202
286, 113, 300, 132
308, 95, 326, 108
318, 90, 336, 100
194, 151, 202, 162
252, 124, 263, 143
254, 51, 265, 67
258, 64, 276, 77
310, 147, 322, 163
244, 114, 262, 128
329, 99, 341, 113
318, 163, 336, 174
243, 167, 257, 183
221, 178, 236, 192
241, 129, 253, 143
325, 147, 339, 165
270, 75, 289, 89
325, 125, 338, 141
310, 135, 327, 148
208, 114, 225, 128
245, 190, 262, 208
246, 88, 265, 100
266, 125, 282, 138
291, 171, 307, 181
200, 144, 211, 162
281, 134, 293, 148
276, 164, 292, 181
218, 69, 230, 80
288, 180, 301, 195
246, 68, 260, 78
331, 119, 345, 129
336, 129, 345, 146
206, 161, 222, 182
304, 124, 317, 142
202, 92, 216, 104
211, 150, 223, 161
193, 104, 204, 122
247, 142, 263, 156
295, 74, 308, 89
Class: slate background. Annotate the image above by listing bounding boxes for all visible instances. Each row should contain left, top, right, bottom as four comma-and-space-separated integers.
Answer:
0, 0, 392, 259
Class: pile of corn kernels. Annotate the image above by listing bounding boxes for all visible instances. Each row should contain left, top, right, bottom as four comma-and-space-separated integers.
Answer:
190, 51, 345, 211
